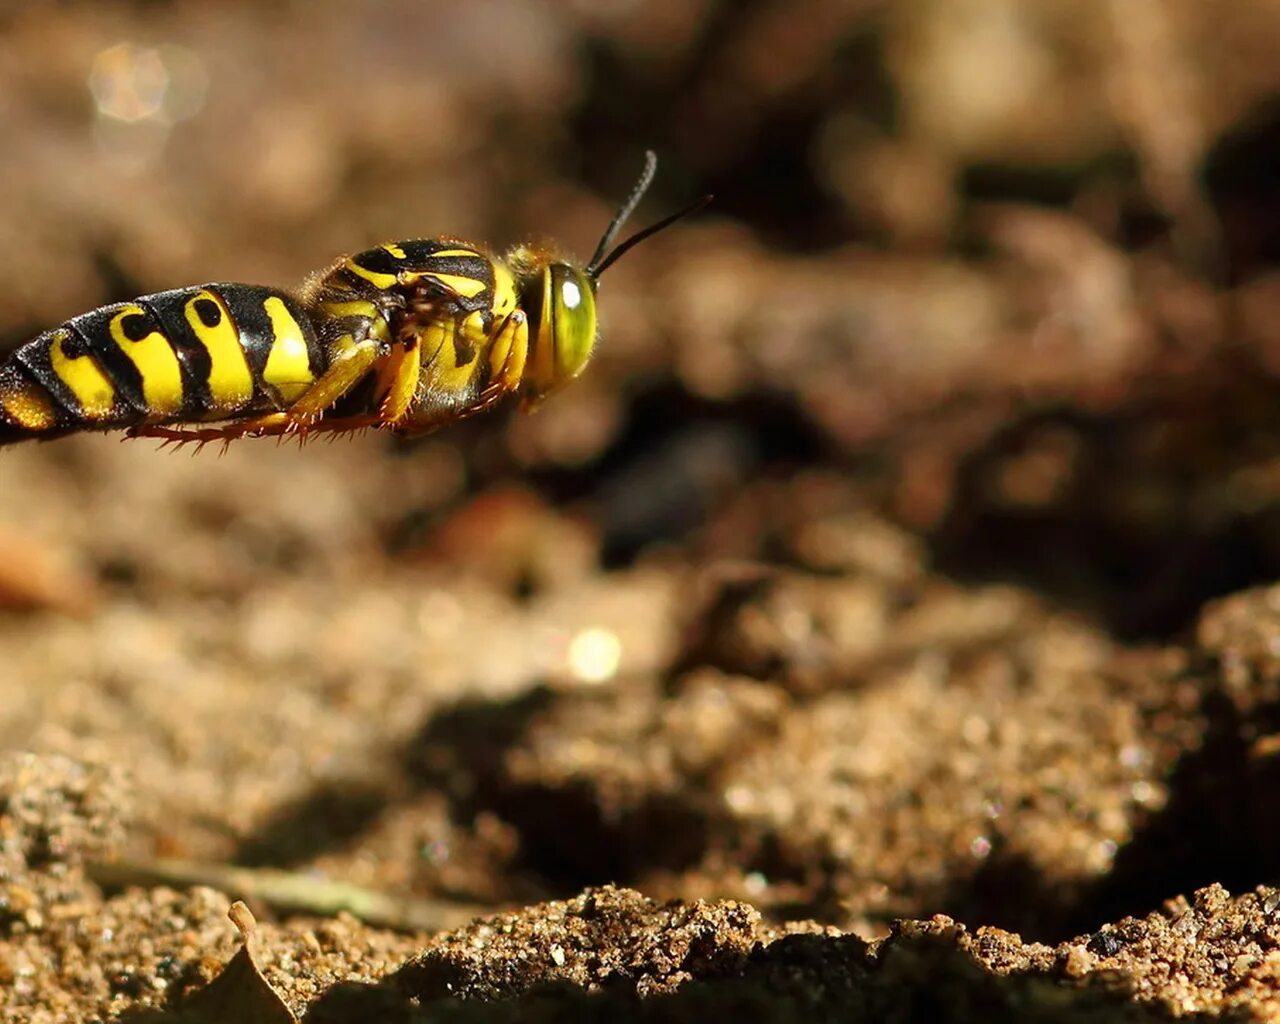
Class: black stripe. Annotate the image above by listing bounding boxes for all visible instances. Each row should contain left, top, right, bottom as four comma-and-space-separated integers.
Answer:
398, 239, 460, 262
139, 287, 216, 418
15, 322, 128, 425
218, 285, 323, 408
422, 255, 492, 282
520, 269, 546, 343
349, 247, 400, 277
218, 285, 279, 407
14, 331, 72, 418
339, 265, 382, 293
65, 303, 148, 413
346, 245, 495, 310
299, 303, 327, 379
423, 258, 493, 314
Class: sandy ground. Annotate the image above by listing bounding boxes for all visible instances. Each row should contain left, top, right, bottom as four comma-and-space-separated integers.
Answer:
2, 1, 1280, 1020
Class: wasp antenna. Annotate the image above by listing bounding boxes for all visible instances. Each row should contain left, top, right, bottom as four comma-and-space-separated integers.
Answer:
586, 150, 659, 277
588, 192, 713, 280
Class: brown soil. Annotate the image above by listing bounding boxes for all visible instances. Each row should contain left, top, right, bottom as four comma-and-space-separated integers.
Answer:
3, 2, 1280, 1020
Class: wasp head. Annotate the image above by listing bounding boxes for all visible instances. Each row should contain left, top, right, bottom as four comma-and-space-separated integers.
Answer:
509, 152, 710, 406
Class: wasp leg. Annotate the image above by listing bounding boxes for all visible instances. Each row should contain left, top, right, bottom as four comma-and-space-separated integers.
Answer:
130, 413, 295, 444
132, 411, 395, 446
376, 340, 422, 425
373, 308, 525, 432
475, 311, 529, 411
284, 338, 383, 426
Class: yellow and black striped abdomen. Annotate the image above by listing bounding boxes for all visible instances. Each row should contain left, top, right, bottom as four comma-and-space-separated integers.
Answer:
0, 284, 324, 443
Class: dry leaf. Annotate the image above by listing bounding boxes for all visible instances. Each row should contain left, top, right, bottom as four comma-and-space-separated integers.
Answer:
175, 901, 297, 1024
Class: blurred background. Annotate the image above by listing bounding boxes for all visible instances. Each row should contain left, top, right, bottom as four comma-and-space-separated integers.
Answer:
1, 0, 1280, 942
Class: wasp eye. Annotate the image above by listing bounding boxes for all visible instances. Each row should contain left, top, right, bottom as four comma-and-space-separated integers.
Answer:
550, 266, 596, 383
524, 264, 597, 402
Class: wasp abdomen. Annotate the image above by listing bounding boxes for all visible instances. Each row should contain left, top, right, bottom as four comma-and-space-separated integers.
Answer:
0, 284, 323, 443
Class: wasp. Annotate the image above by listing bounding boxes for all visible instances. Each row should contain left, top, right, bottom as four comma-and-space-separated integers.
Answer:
0, 152, 707, 446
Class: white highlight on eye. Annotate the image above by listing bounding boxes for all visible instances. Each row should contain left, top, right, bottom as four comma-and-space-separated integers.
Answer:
561, 279, 582, 309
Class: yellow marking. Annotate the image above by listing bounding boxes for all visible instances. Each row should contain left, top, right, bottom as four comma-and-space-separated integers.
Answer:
492, 261, 518, 317
108, 305, 184, 416
262, 297, 315, 403
49, 330, 115, 418
460, 309, 490, 346
420, 318, 478, 396
318, 299, 378, 318
184, 290, 254, 411
378, 341, 422, 423
0, 380, 55, 431
429, 248, 482, 258
344, 258, 397, 290
418, 272, 487, 299
418, 319, 447, 365
383, 243, 407, 259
